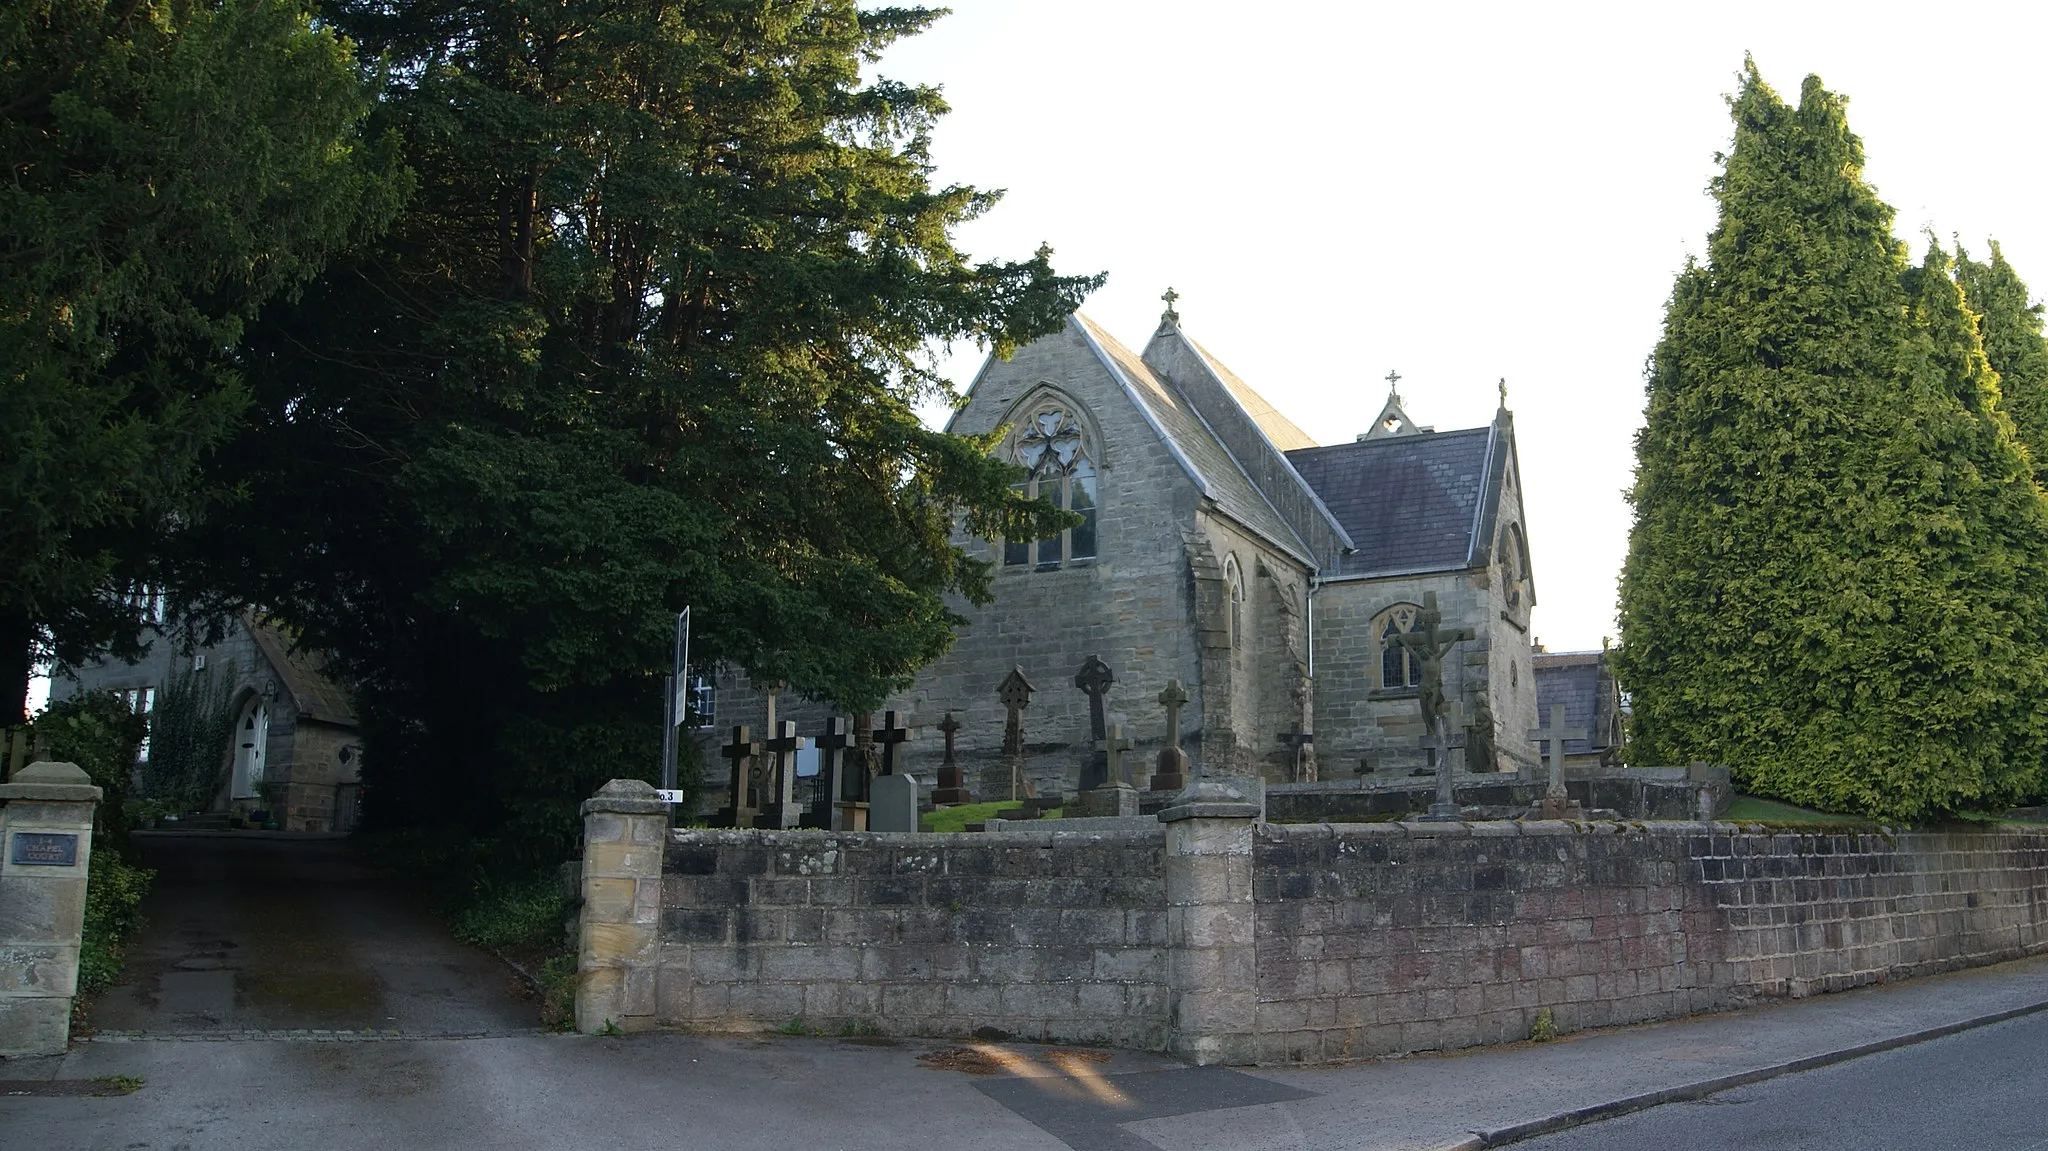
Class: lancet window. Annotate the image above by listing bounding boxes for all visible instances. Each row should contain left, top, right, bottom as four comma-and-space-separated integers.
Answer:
1376, 602, 1423, 690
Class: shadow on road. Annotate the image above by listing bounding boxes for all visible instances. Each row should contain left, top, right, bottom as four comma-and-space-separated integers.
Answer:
90, 832, 539, 1036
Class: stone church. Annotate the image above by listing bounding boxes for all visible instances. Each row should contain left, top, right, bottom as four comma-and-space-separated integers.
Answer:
702, 301, 1541, 795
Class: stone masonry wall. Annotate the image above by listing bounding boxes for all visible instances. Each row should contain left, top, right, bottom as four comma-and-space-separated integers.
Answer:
651, 827, 1170, 1048
1249, 821, 2048, 1064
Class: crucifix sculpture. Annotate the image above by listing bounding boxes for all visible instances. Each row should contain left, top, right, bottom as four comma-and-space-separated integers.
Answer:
1150, 679, 1190, 792
1418, 701, 1466, 822
1074, 655, 1115, 790
1395, 591, 1475, 738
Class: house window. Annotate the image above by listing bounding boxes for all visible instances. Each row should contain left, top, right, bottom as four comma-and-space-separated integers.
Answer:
117, 687, 156, 762
688, 674, 716, 730
1004, 404, 1099, 569
119, 583, 165, 626
1376, 603, 1423, 690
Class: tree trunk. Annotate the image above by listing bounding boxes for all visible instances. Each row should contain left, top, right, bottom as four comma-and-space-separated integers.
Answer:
0, 611, 35, 728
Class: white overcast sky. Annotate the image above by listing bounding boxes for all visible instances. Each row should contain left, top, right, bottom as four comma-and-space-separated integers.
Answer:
883, 0, 2048, 655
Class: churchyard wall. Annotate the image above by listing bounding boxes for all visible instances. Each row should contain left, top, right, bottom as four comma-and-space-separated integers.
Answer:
582, 780, 2048, 1066
642, 826, 1171, 1048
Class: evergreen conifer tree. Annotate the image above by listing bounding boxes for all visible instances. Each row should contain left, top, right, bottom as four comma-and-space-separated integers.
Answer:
1616, 63, 2048, 820
1956, 242, 2048, 465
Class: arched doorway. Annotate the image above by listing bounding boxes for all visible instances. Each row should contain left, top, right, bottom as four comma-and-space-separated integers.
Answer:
230, 696, 269, 800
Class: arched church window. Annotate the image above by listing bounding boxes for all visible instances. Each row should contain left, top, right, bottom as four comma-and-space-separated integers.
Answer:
1003, 401, 1100, 569
1376, 603, 1423, 690
1223, 554, 1245, 647
1499, 523, 1529, 611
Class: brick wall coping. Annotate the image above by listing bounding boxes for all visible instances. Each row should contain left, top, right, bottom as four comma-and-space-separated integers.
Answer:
0, 760, 102, 804
581, 777, 665, 817
665, 825, 1166, 849
1254, 819, 2048, 843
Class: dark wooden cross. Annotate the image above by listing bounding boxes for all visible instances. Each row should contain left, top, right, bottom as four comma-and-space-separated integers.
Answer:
806, 716, 856, 828
719, 724, 761, 827
1096, 723, 1134, 788
876, 709, 914, 776
757, 720, 803, 829
1529, 704, 1589, 802
1395, 591, 1475, 735
932, 711, 973, 806
1150, 679, 1191, 791
1278, 723, 1316, 783
1074, 655, 1115, 790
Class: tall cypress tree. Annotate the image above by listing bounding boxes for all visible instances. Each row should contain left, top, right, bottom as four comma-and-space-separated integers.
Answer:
1956, 242, 2048, 465
1616, 63, 2048, 820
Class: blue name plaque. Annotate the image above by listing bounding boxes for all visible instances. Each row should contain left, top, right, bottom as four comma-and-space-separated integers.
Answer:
10, 833, 79, 867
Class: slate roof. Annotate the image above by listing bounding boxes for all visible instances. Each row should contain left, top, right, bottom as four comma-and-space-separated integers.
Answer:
248, 617, 358, 726
1181, 335, 1319, 451
1071, 315, 1315, 566
1533, 651, 1612, 758
1286, 427, 1497, 577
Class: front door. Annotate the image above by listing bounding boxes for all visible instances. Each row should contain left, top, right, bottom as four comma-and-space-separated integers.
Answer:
231, 700, 269, 799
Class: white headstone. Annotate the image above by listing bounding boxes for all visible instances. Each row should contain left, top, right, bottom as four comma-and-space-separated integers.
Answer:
869, 773, 919, 833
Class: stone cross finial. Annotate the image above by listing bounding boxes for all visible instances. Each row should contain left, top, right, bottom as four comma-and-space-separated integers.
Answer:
1074, 655, 1116, 790
1529, 704, 1589, 803
1385, 369, 1402, 398
1498, 377, 1508, 408
876, 710, 914, 776
1395, 591, 1475, 735
1161, 286, 1180, 326
1096, 724, 1134, 786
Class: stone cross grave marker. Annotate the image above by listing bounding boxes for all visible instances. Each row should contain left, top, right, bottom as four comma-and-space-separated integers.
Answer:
718, 725, 762, 828
1395, 591, 1475, 736
1529, 704, 1589, 820
1096, 724, 1134, 787
1149, 679, 1191, 792
1418, 703, 1467, 822
1279, 723, 1316, 783
876, 710, 914, 776
757, 720, 803, 829
998, 666, 1035, 802
812, 716, 858, 830
1074, 654, 1115, 791
932, 711, 974, 806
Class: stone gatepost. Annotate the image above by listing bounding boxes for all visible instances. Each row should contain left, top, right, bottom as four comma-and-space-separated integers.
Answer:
576, 778, 667, 1034
0, 761, 103, 1056
1159, 778, 1261, 1066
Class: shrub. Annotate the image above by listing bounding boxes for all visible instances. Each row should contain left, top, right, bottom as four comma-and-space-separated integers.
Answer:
78, 848, 153, 998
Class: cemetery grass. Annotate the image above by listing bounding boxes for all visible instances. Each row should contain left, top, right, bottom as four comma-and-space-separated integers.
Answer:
921, 801, 1061, 833
1723, 795, 1870, 825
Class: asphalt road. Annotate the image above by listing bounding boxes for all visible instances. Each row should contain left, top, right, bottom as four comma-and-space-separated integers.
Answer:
1512, 1010, 2048, 1151
88, 831, 537, 1036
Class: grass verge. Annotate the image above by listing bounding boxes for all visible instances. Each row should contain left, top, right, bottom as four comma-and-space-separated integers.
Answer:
921, 800, 1060, 833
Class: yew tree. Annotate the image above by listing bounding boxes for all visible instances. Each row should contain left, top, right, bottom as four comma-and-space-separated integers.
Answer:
1616, 63, 2048, 821
188, 1, 1097, 862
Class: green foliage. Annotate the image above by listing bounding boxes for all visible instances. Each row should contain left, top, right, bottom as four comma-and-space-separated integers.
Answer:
1957, 242, 2048, 467
142, 658, 238, 812
453, 878, 573, 952
1528, 1008, 1557, 1043
34, 691, 146, 844
1617, 62, 2048, 824
177, 0, 1099, 872
0, 0, 405, 721
78, 847, 153, 998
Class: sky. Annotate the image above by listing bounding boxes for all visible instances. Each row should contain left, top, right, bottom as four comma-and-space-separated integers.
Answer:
880, 0, 2048, 655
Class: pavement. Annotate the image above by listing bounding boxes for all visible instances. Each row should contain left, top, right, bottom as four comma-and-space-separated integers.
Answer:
5, 832, 2046, 1149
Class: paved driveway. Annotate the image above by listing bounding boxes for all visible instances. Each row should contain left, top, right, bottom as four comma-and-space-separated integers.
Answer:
87, 832, 537, 1037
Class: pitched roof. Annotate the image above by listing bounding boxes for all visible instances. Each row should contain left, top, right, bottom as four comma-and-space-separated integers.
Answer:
1070, 315, 1315, 566
1286, 426, 1498, 577
247, 617, 358, 726
1180, 335, 1318, 451
1533, 651, 1614, 758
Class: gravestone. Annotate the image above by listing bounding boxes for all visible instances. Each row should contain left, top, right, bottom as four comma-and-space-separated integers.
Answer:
931, 712, 973, 806
814, 716, 864, 831
1528, 704, 1589, 820
992, 666, 1036, 803
756, 721, 803, 829
876, 710, 914, 777
717, 725, 762, 827
1073, 655, 1115, 790
1070, 723, 1136, 818
1149, 679, 1191, 792
1279, 723, 1316, 783
869, 773, 919, 833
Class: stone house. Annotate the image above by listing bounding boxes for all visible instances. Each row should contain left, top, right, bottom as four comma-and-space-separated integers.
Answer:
702, 304, 1540, 795
54, 611, 363, 832
1532, 648, 1626, 771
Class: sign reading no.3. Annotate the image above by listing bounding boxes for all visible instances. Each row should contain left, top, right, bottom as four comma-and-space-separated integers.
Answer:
9, 833, 79, 867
